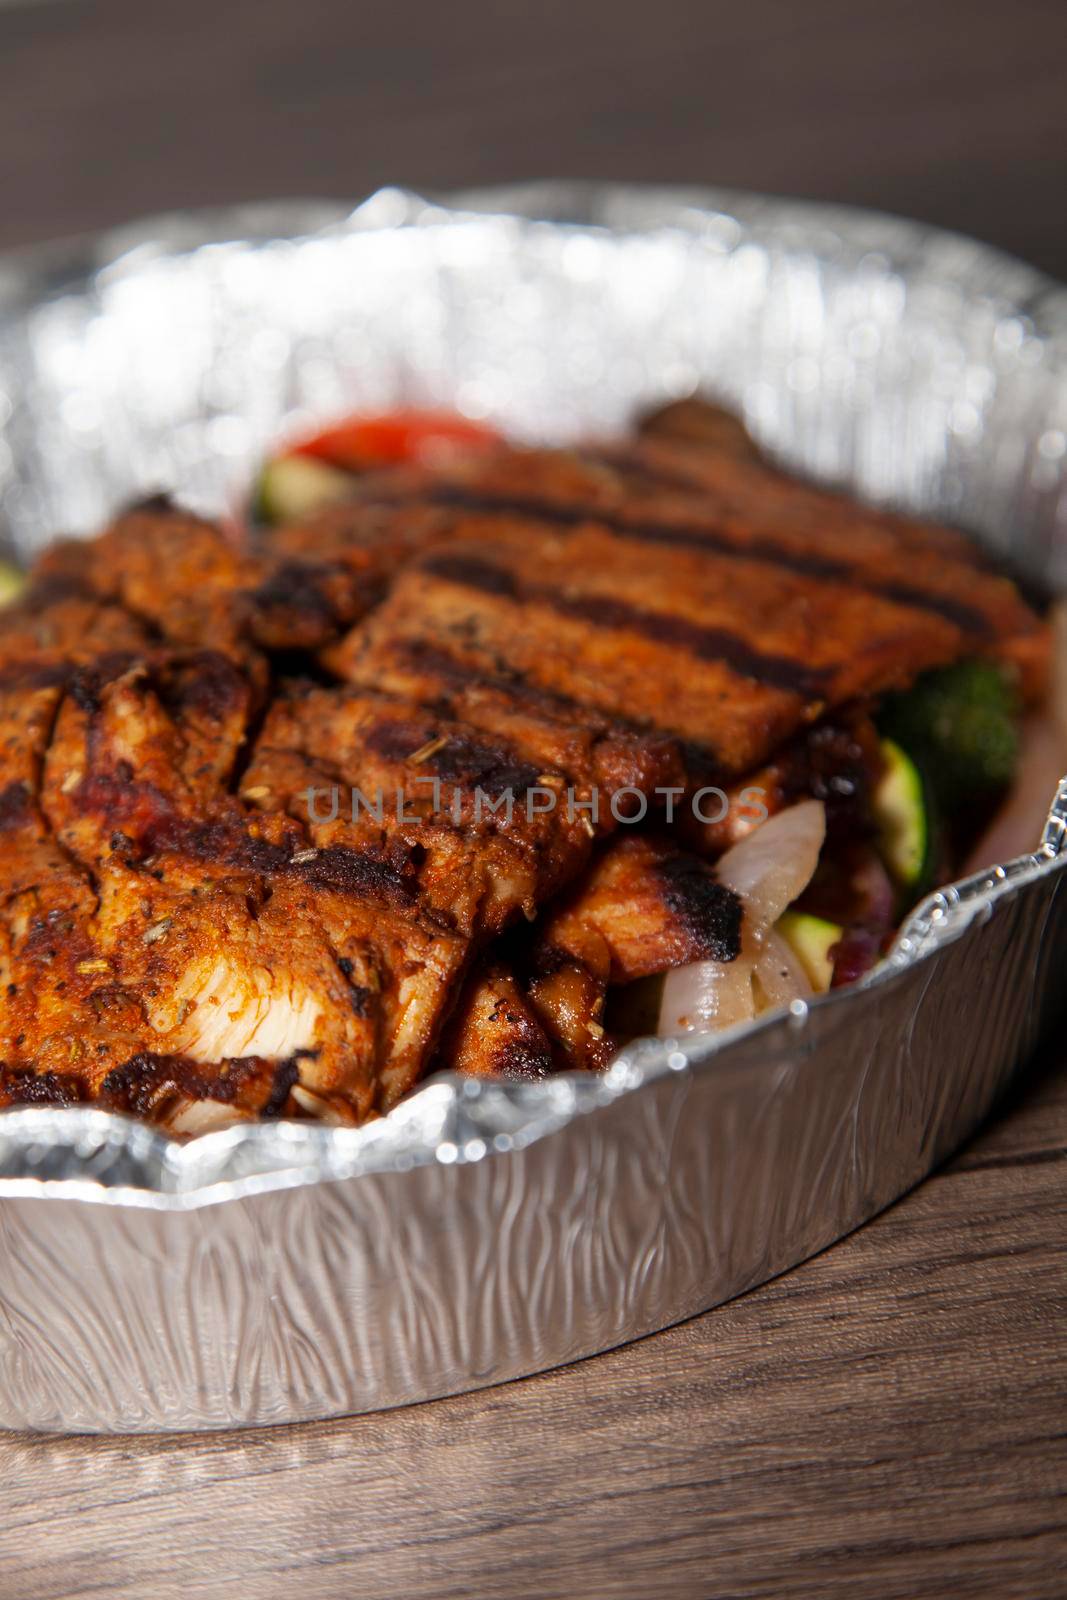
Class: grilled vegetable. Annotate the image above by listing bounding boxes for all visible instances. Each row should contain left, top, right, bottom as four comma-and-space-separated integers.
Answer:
752, 928, 814, 1009
878, 660, 1020, 812
252, 455, 355, 525
872, 738, 935, 892
776, 910, 842, 992
0, 561, 25, 607
253, 410, 503, 524
658, 801, 827, 1034
0, 395, 1051, 1127
292, 409, 502, 471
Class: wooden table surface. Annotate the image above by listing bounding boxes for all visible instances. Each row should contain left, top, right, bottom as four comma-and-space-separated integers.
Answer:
0, 1048, 1063, 1600
0, 1, 1064, 1595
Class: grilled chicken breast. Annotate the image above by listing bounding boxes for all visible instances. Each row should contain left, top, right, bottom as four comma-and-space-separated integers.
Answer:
0, 401, 1048, 1127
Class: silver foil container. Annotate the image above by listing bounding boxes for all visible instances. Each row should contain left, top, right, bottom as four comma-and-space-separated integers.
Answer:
0, 186, 1064, 1434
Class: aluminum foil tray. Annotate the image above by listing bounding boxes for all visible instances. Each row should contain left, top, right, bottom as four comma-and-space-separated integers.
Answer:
0, 185, 1064, 1434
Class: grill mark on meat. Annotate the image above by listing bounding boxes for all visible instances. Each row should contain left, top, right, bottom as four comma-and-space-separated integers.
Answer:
379, 638, 689, 777
0, 782, 32, 832
142, 814, 419, 902
422, 553, 831, 699
295, 842, 417, 899
387, 638, 652, 743
425, 553, 517, 597
583, 447, 714, 495
363, 716, 544, 796
677, 741, 729, 787
415, 486, 993, 637
876, 581, 989, 632
71, 761, 419, 905
656, 857, 743, 962
248, 560, 348, 624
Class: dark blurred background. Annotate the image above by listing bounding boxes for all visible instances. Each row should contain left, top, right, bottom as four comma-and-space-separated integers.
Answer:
0, 0, 1064, 274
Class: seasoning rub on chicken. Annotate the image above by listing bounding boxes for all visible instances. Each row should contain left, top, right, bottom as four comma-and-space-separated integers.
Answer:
0, 400, 1050, 1130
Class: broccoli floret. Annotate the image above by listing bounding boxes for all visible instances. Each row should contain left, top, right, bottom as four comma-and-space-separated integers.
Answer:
878, 660, 1020, 813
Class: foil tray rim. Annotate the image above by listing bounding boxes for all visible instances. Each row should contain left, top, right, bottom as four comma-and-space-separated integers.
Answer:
0, 182, 1064, 1207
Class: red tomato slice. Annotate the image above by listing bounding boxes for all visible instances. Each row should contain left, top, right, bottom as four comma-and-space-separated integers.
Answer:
291, 410, 502, 471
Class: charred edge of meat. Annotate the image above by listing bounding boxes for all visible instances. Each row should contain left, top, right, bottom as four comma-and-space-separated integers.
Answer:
261, 1053, 303, 1117
522, 954, 618, 1072
487, 1035, 554, 1082
656, 857, 743, 962
72, 753, 420, 902
98, 1050, 296, 1117
137, 813, 420, 902
68, 653, 144, 714
414, 487, 994, 638
363, 716, 545, 798
420, 552, 833, 699
248, 560, 352, 625
0, 1065, 87, 1107
153, 650, 253, 727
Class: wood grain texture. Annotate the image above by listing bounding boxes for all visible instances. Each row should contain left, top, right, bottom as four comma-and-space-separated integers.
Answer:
0, 3, 1064, 1593
0, 1045, 1064, 1600
0, 0, 1064, 277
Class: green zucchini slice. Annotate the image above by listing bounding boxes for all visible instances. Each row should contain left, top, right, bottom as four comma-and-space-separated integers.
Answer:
776, 910, 843, 992
873, 738, 932, 890
0, 562, 25, 608
252, 455, 355, 525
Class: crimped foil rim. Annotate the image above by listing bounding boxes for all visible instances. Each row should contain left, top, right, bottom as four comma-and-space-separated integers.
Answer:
0, 184, 1064, 1206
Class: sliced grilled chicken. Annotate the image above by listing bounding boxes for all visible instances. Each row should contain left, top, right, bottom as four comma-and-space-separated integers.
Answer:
2, 642, 469, 1123
0, 402, 1050, 1124
33, 500, 380, 658
244, 683, 597, 934
323, 435, 1048, 711
328, 520, 975, 779
436, 962, 555, 1082
517, 834, 743, 1071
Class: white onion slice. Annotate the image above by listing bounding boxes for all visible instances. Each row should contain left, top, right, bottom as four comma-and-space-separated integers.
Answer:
715, 799, 827, 932
657, 954, 755, 1035
657, 799, 827, 1035
752, 928, 814, 1011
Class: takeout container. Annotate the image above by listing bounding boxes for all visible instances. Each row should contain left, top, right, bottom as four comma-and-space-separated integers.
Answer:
0, 185, 1064, 1433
